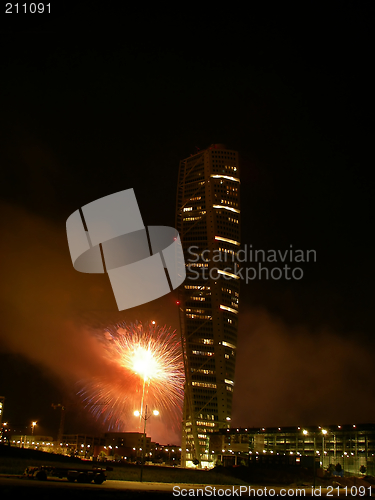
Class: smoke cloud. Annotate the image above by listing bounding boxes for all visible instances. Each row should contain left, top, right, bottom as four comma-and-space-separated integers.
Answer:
232, 308, 375, 428
0, 202, 181, 443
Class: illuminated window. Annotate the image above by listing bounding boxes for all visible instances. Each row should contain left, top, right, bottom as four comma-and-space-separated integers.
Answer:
183, 216, 202, 221
187, 314, 212, 320
192, 369, 215, 375
217, 270, 240, 280
215, 236, 240, 246
220, 305, 238, 314
213, 204, 240, 214
196, 421, 216, 427
222, 341, 236, 349
211, 174, 240, 183
192, 382, 217, 389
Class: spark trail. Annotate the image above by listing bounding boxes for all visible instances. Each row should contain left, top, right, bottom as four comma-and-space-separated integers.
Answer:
78, 322, 184, 432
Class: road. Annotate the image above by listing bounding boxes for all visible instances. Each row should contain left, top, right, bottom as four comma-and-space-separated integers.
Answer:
0, 475, 374, 498
0, 475, 174, 498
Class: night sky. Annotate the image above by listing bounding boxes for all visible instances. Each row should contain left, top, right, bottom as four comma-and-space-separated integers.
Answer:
0, 4, 373, 445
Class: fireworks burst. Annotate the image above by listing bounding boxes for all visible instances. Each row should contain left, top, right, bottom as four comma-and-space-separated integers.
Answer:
78, 321, 184, 431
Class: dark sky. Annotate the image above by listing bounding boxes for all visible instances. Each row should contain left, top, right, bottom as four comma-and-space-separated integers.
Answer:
0, 4, 373, 444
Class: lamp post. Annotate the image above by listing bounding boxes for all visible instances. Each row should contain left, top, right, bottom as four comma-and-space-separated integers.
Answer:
52, 403, 65, 444
134, 405, 159, 482
303, 429, 326, 489
31, 421, 37, 435
322, 429, 327, 469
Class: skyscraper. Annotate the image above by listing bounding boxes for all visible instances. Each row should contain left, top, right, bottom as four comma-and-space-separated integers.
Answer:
176, 144, 240, 467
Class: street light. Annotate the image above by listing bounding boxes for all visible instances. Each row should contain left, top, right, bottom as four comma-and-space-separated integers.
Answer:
134, 405, 159, 482
321, 429, 327, 469
303, 429, 326, 489
31, 421, 37, 435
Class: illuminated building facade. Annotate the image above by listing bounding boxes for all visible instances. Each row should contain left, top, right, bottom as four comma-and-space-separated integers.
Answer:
0, 397, 5, 443
209, 424, 375, 475
104, 432, 152, 460
176, 144, 240, 467
0, 397, 4, 427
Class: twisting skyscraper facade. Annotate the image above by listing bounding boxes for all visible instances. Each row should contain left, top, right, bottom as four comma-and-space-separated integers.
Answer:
176, 144, 240, 467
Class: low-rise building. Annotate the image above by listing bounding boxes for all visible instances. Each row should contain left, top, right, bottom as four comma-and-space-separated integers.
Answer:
209, 424, 375, 474
103, 432, 152, 461
10, 434, 55, 453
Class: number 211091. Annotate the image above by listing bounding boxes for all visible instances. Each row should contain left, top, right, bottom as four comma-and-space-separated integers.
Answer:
5, 3, 51, 13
